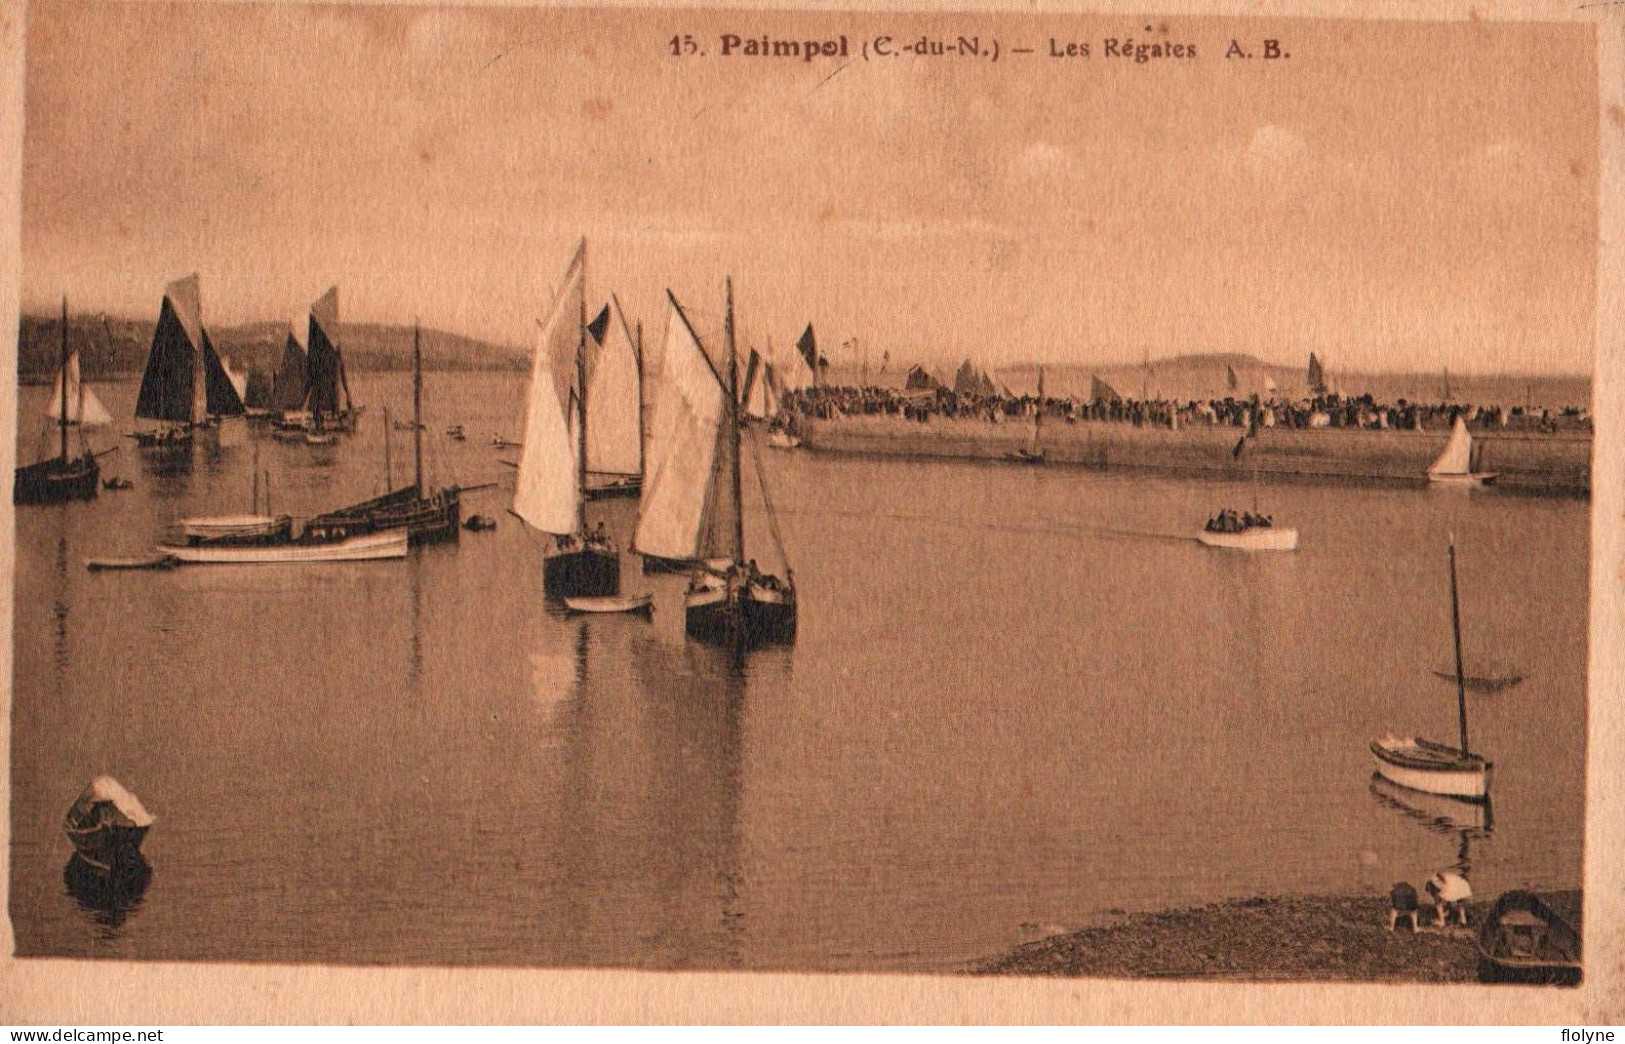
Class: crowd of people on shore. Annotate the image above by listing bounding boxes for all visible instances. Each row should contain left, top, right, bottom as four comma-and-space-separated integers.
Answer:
780, 384, 1591, 436
1203, 509, 1273, 534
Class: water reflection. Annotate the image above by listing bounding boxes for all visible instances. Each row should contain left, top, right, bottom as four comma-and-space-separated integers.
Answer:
63, 854, 153, 936
1369, 773, 1492, 874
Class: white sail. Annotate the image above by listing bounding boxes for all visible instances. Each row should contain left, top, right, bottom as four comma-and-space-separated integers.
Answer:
586, 305, 642, 476
45, 351, 113, 426
513, 250, 585, 535
634, 296, 727, 560
1429, 415, 1473, 476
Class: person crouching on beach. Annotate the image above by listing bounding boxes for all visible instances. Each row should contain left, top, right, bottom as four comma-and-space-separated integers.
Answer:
1387, 882, 1421, 933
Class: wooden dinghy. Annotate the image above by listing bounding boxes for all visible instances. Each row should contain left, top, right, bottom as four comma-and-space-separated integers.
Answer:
156, 528, 407, 564
1476, 891, 1581, 985
64, 777, 154, 873
86, 554, 180, 572
562, 593, 654, 616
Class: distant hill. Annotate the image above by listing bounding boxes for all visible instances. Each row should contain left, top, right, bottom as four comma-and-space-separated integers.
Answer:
15, 313, 527, 383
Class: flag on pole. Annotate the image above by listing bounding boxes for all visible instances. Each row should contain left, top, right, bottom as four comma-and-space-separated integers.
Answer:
797, 324, 817, 370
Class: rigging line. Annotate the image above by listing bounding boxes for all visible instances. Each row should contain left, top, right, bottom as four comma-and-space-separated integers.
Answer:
746, 427, 791, 572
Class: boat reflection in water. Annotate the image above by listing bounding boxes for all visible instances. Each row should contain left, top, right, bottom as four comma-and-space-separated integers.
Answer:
63, 853, 153, 935
1369, 772, 1492, 874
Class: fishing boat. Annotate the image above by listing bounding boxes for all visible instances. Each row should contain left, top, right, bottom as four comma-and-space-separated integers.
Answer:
179, 444, 291, 545
270, 329, 309, 421
63, 777, 154, 873
128, 274, 243, 446
1370, 539, 1493, 803
513, 240, 620, 598
156, 528, 407, 564
584, 296, 646, 500
304, 325, 461, 545
300, 286, 361, 432
563, 593, 654, 616
1475, 891, 1582, 985
1428, 415, 1497, 485
639, 280, 796, 649
1004, 366, 1048, 463
14, 299, 104, 504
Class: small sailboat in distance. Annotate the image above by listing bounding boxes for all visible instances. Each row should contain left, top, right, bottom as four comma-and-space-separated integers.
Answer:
14, 298, 104, 504
1370, 538, 1493, 803
1428, 414, 1497, 486
129, 274, 211, 447
514, 239, 620, 598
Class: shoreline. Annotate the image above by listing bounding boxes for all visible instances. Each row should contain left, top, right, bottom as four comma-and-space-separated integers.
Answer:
976, 891, 1583, 982
802, 416, 1592, 497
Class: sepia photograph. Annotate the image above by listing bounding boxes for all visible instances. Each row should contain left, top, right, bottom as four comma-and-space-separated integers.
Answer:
2, 0, 1621, 1024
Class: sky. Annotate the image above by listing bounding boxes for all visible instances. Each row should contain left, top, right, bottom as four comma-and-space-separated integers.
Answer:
18, 2, 1600, 374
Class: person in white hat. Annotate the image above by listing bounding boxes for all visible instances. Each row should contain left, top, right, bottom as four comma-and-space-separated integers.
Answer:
1425, 870, 1473, 926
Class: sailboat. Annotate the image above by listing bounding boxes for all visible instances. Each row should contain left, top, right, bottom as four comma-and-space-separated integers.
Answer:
513, 240, 620, 598
270, 328, 309, 425
641, 279, 796, 649
300, 286, 360, 432
14, 299, 104, 504
304, 323, 461, 544
129, 274, 228, 447
1428, 415, 1497, 486
179, 442, 292, 544
1005, 366, 1048, 463
1369, 539, 1493, 803
583, 297, 644, 500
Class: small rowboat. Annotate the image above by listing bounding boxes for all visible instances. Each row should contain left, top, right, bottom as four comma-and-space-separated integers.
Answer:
1476, 891, 1581, 985
64, 777, 154, 873
305, 431, 337, 446
1197, 526, 1299, 552
1370, 734, 1491, 803
156, 529, 408, 564
86, 554, 180, 572
563, 593, 654, 616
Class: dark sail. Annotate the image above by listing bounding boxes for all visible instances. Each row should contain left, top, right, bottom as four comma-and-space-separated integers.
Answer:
1308, 352, 1327, 395
243, 366, 272, 409
201, 330, 245, 417
274, 335, 307, 410
304, 289, 342, 416
134, 295, 198, 423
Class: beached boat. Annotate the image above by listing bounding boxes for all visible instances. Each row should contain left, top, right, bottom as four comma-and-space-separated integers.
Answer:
643, 280, 796, 649
1428, 415, 1497, 485
1476, 891, 1581, 985
1197, 524, 1299, 552
15, 299, 104, 505
563, 593, 654, 616
513, 240, 620, 598
1370, 539, 1492, 803
1004, 366, 1048, 463
156, 528, 407, 564
63, 777, 154, 873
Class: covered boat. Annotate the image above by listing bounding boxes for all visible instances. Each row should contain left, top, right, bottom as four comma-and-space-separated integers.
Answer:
1428, 415, 1497, 485
1476, 891, 1581, 985
63, 776, 154, 872
513, 239, 620, 598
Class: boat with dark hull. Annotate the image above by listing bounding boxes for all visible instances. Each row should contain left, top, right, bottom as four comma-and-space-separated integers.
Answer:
305, 325, 461, 544
1476, 891, 1581, 985
1370, 539, 1492, 803
513, 240, 621, 599
63, 777, 154, 873
15, 299, 104, 505
128, 274, 242, 447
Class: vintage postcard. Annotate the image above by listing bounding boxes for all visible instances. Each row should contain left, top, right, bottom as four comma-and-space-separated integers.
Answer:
1, 0, 1621, 1025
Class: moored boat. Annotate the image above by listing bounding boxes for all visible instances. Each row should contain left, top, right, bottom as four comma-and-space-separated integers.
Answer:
1428, 415, 1497, 485
180, 513, 294, 545
563, 593, 654, 616
156, 528, 407, 564
1476, 891, 1581, 985
63, 777, 154, 873
86, 554, 180, 572
1197, 525, 1300, 552
15, 299, 105, 505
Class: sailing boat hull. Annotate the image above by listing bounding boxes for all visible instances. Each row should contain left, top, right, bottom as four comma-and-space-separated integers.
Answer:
1197, 527, 1299, 552
584, 474, 642, 500
13, 454, 100, 505
684, 581, 797, 647
543, 547, 620, 598
1369, 737, 1492, 802
306, 486, 462, 545
1428, 471, 1498, 487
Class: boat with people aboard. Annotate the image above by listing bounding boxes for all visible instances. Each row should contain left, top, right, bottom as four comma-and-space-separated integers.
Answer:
15, 298, 107, 505
1370, 538, 1493, 803
1428, 414, 1497, 486
1197, 509, 1298, 551
512, 239, 621, 598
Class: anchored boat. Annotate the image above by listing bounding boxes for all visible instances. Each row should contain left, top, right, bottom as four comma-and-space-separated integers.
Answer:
1370, 538, 1492, 802
15, 298, 105, 505
157, 528, 408, 564
128, 273, 243, 447
63, 777, 154, 873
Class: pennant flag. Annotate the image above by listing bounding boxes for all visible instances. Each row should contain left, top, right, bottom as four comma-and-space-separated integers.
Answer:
587, 304, 611, 346
797, 324, 818, 370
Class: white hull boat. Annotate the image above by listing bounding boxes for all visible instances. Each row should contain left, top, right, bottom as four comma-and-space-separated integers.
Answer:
156, 529, 407, 564
1428, 470, 1498, 486
1197, 526, 1299, 552
1428, 416, 1496, 485
563, 593, 654, 615
181, 513, 292, 543
1369, 735, 1491, 802
767, 430, 801, 450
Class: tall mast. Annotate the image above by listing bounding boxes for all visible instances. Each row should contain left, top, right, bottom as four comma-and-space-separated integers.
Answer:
575, 239, 589, 533
1448, 539, 1470, 756
383, 406, 394, 492
726, 278, 743, 566
635, 318, 646, 479
413, 322, 423, 493
58, 297, 69, 462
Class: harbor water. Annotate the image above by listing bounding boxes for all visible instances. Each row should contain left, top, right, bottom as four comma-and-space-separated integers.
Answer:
8, 372, 1588, 971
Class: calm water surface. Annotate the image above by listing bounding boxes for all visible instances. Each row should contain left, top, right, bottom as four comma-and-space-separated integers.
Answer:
9, 372, 1588, 971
